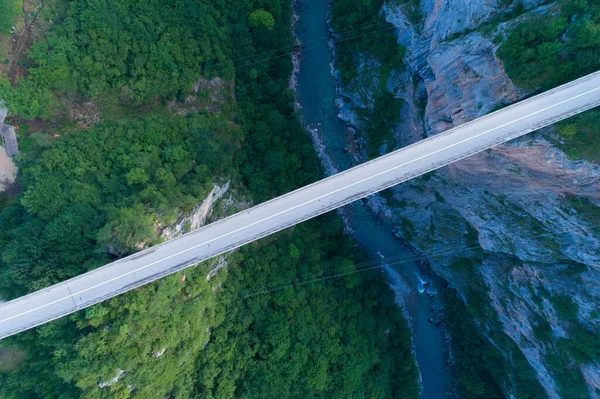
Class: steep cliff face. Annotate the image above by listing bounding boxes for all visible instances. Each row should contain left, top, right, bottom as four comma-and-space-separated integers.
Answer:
334, 0, 600, 397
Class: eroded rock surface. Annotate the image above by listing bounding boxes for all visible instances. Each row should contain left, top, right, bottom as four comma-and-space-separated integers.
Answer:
334, 0, 600, 396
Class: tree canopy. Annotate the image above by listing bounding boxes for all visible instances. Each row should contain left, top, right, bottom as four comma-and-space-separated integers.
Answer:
249, 9, 275, 30
497, 0, 600, 162
29, 0, 232, 103
0, 0, 21, 33
498, 0, 600, 90
0, 0, 420, 397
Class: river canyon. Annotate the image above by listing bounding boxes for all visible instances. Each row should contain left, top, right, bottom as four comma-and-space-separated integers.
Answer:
293, 0, 453, 397
294, 0, 600, 397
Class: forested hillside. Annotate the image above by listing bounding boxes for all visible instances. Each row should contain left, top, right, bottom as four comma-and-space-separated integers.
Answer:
497, 0, 600, 162
0, 114, 241, 296
0, 0, 419, 397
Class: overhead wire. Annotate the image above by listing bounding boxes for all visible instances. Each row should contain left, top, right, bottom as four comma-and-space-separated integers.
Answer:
215, 223, 600, 302
111, 8, 600, 299
205, 19, 395, 74
125, 20, 398, 95
233, 243, 485, 301
233, 241, 482, 297
234, 221, 600, 297
205, 24, 397, 76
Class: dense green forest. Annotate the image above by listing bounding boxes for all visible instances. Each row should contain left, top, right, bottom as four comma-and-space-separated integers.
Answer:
0, 0, 419, 397
29, 0, 231, 103
497, 0, 600, 161
1, 216, 418, 398
0, 113, 240, 296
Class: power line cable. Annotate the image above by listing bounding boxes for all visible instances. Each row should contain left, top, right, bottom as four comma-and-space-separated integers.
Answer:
232, 247, 480, 301
206, 24, 397, 76
220, 223, 600, 301
205, 20, 395, 74
235, 221, 600, 296
234, 241, 482, 297
234, 244, 484, 299
125, 22, 397, 95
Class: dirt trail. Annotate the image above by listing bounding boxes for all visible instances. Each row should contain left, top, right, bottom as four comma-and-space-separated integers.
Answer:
8, 1, 44, 84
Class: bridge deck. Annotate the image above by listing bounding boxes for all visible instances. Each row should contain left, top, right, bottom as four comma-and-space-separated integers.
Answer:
1, 71, 600, 340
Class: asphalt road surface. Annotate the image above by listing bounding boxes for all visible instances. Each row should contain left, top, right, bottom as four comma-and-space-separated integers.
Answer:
1, 71, 600, 340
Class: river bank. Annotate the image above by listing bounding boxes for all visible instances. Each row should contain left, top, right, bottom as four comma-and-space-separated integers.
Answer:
291, 0, 453, 397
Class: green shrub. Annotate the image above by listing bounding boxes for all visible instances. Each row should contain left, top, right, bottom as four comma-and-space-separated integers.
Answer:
0, 78, 54, 120
444, 289, 547, 398
545, 352, 589, 398
532, 317, 553, 342
0, 0, 22, 33
558, 324, 600, 363
550, 294, 579, 321
249, 9, 275, 30
497, 0, 600, 90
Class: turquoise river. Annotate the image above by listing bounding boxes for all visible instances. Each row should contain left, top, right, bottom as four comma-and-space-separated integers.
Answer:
293, 0, 454, 397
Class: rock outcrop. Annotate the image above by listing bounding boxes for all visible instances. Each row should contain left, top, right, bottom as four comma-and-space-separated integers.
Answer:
0, 101, 18, 158
333, 0, 600, 397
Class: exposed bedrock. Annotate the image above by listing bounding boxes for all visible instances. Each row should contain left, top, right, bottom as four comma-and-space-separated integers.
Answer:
333, 0, 600, 396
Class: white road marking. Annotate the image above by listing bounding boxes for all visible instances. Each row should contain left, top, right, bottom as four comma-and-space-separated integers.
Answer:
1, 84, 600, 326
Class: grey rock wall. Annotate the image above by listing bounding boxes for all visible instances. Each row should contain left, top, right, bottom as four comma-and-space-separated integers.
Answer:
335, 0, 600, 397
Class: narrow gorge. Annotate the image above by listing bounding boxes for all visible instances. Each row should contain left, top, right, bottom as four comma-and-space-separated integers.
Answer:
0, 0, 598, 396
293, 0, 452, 397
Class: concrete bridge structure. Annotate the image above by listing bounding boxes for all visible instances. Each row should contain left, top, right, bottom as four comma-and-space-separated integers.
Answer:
1, 71, 600, 340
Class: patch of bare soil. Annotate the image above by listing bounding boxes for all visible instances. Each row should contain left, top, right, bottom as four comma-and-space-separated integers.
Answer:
67, 99, 100, 129
0, 345, 25, 372
168, 77, 234, 115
